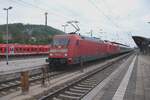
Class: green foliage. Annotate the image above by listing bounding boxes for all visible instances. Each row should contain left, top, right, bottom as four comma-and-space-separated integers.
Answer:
0, 23, 65, 44
0, 33, 4, 43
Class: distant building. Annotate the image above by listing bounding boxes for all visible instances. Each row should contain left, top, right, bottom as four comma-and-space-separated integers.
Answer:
1, 32, 12, 40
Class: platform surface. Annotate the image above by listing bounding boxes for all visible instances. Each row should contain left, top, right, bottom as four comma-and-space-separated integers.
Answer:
0, 57, 47, 75
82, 54, 150, 100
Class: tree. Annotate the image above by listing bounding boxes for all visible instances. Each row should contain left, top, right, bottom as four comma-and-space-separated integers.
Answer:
0, 33, 4, 43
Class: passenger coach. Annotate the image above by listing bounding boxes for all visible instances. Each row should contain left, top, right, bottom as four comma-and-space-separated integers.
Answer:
0, 44, 50, 56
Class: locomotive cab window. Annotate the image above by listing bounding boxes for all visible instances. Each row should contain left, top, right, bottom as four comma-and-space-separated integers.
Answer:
53, 38, 69, 46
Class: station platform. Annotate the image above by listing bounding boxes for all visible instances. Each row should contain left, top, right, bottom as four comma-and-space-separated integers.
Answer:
83, 54, 150, 100
0, 57, 47, 75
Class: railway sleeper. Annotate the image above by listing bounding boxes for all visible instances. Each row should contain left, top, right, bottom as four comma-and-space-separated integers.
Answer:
53, 97, 62, 100
83, 78, 95, 81
1, 84, 9, 87
58, 93, 80, 100
83, 79, 97, 83
9, 82, 17, 86
0, 91, 7, 95
64, 90, 84, 96
80, 80, 97, 84
30, 76, 38, 81
9, 89, 16, 92
80, 82, 97, 86
14, 80, 20, 84
73, 86, 91, 90
77, 84, 94, 88
69, 88, 88, 93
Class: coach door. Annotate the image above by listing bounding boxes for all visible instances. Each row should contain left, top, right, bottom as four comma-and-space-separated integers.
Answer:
10, 46, 14, 55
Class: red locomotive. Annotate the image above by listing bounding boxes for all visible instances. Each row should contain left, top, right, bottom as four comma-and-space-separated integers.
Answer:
46, 33, 131, 67
0, 44, 50, 56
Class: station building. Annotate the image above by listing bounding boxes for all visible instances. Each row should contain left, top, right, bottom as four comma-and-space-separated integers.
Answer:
132, 36, 150, 54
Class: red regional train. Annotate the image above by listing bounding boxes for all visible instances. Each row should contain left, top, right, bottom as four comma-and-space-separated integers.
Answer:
46, 33, 131, 66
0, 44, 50, 56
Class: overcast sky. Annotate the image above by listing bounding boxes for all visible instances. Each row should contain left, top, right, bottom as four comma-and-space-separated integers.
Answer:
0, 0, 150, 47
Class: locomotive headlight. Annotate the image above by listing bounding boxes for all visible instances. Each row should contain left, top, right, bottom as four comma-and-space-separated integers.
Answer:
64, 53, 67, 56
50, 53, 53, 56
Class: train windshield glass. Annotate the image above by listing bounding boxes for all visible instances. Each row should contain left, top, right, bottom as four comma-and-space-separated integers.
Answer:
53, 38, 69, 46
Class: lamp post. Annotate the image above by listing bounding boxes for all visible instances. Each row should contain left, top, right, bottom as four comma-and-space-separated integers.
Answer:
3, 6, 12, 65
45, 12, 48, 26
62, 24, 68, 33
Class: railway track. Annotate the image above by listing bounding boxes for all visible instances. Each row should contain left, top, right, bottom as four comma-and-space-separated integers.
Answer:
39, 54, 131, 100
0, 55, 107, 97
0, 70, 66, 97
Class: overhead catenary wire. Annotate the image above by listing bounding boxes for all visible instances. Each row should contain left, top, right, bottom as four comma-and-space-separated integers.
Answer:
17, 0, 46, 11
101, 0, 113, 16
100, 0, 127, 42
87, 0, 120, 29
10, 0, 33, 9
15, 0, 72, 20
88, 0, 131, 44
10, 0, 119, 30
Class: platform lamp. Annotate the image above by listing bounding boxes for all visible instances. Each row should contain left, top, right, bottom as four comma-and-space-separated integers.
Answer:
3, 6, 13, 65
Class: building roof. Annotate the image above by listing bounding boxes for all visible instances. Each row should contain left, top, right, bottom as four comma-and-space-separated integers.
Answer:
132, 36, 150, 49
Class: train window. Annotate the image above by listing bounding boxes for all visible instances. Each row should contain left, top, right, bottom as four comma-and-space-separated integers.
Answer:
4, 48, 6, 52
34, 48, 36, 51
53, 38, 69, 46
39, 48, 41, 51
16, 48, 18, 52
18, 48, 21, 52
27, 48, 30, 52
32, 48, 35, 51
20, 48, 22, 52
10, 48, 12, 51
0, 48, 2, 53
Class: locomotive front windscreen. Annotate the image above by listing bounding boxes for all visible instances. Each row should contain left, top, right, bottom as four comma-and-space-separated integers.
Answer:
53, 38, 69, 46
